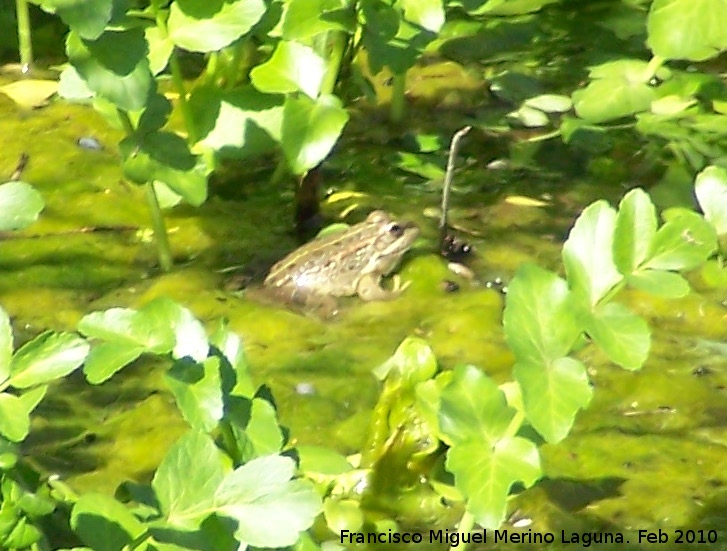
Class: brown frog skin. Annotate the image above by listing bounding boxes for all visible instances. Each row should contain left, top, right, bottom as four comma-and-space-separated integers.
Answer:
264, 210, 419, 315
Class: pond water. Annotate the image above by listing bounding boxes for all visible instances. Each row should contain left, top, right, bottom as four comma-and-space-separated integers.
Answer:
1, 57, 727, 550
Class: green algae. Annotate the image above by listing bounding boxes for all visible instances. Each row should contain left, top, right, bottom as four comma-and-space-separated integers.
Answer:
0, 57, 726, 549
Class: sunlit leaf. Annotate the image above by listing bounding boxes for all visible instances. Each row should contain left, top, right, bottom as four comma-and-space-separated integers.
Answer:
281, 93, 349, 175
190, 85, 283, 156
644, 210, 717, 270
0, 181, 44, 231
524, 94, 573, 113
573, 60, 655, 123
626, 269, 690, 298
83, 342, 145, 384
613, 188, 657, 274
168, 0, 265, 52
282, 0, 354, 40
584, 303, 650, 370
399, 0, 444, 33
445, 437, 540, 529
66, 29, 153, 111
695, 165, 727, 236
0, 387, 48, 443
323, 497, 364, 534
438, 365, 515, 446
166, 358, 224, 432
214, 455, 321, 547
503, 264, 583, 366
562, 200, 622, 306
0, 80, 58, 108
514, 357, 592, 443
373, 336, 437, 385
71, 494, 147, 551
251, 40, 326, 99
153, 431, 226, 528
648, 0, 727, 61
40, 0, 113, 40
9, 332, 89, 388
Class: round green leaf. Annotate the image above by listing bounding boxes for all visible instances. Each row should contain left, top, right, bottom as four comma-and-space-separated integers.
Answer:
573, 60, 654, 123
562, 200, 622, 306
71, 494, 146, 551
503, 264, 583, 366
626, 270, 690, 298
514, 356, 592, 443
168, 0, 265, 52
613, 188, 658, 274
0, 182, 44, 232
524, 93, 573, 113
647, 0, 727, 61
281, 93, 349, 175
251, 41, 325, 99
584, 302, 651, 370
644, 211, 717, 271
9, 332, 89, 389
695, 165, 727, 236
40, 0, 113, 40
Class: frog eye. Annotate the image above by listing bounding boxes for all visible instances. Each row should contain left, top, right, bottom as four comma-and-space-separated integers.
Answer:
388, 224, 404, 237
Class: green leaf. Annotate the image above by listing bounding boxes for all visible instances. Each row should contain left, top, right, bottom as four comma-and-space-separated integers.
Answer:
701, 259, 727, 289
626, 269, 690, 298
67, 29, 153, 112
145, 26, 174, 75
508, 105, 549, 128
297, 446, 353, 476
71, 494, 147, 551
3, 517, 41, 548
0, 308, 12, 384
445, 437, 540, 529
467, 0, 558, 15
190, 85, 283, 156
78, 305, 175, 354
372, 336, 437, 386
282, 0, 354, 40
613, 188, 658, 274
168, 0, 266, 52
40, 0, 113, 40
695, 165, 727, 235
647, 0, 727, 61
166, 357, 224, 432
524, 94, 573, 113
572, 60, 655, 123
644, 211, 717, 270
399, 0, 444, 33
281, 93, 349, 175
0, 182, 44, 231
153, 431, 226, 528
438, 365, 515, 446
323, 497, 364, 534
251, 41, 326, 99
514, 357, 592, 443
58, 65, 94, 102
83, 342, 144, 384
9, 332, 89, 388
210, 319, 253, 397
562, 200, 623, 306
363, 18, 436, 75
214, 455, 321, 547
584, 303, 650, 370
503, 264, 583, 366
0, 386, 46, 442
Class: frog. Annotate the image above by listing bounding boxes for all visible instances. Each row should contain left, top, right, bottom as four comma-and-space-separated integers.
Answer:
263, 210, 419, 315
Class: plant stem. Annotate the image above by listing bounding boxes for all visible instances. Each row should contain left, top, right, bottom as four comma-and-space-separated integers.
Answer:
320, 31, 348, 96
169, 51, 198, 143
144, 181, 173, 272
389, 72, 407, 123
450, 510, 476, 551
15, 0, 33, 72
439, 126, 471, 244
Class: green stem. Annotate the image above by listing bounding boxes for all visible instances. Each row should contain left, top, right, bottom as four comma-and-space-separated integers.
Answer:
15, 0, 33, 72
169, 51, 198, 143
320, 31, 348, 96
390, 72, 407, 123
144, 181, 173, 272
451, 510, 476, 551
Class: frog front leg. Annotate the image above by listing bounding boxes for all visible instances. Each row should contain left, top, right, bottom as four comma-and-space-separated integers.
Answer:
356, 274, 410, 301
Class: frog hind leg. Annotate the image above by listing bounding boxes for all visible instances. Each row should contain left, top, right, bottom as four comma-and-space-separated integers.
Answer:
356, 274, 410, 301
